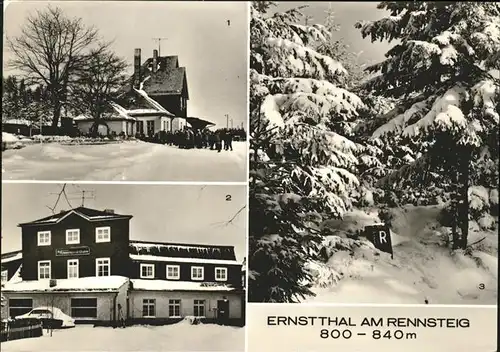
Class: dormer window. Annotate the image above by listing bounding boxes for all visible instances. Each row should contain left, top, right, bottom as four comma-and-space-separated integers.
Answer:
37, 231, 51, 246
66, 229, 80, 245
215, 267, 228, 282
191, 266, 204, 281
140, 264, 155, 279
95, 227, 111, 243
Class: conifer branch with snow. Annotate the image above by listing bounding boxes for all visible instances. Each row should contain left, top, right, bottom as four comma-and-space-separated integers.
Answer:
249, 3, 368, 303
355, 2, 500, 249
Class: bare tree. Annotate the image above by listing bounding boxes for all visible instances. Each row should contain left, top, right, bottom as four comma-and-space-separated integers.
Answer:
7, 6, 106, 127
70, 49, 128, 136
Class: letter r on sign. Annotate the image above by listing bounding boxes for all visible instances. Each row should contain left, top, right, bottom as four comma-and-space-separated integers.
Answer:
379, 230, 387, 243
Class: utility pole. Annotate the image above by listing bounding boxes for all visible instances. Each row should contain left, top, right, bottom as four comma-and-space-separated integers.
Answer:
152, 37, 168, 56
230, 119, 233, 128
225, 114, 229, 128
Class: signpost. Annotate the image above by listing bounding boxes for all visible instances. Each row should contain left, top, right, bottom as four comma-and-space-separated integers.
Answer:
55, 246, 91, 257
365, 224, 393, 259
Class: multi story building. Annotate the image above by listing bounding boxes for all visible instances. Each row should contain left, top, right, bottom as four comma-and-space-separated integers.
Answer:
1, 207, 245, 325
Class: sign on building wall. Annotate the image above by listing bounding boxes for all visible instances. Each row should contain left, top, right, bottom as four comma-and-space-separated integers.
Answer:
55, 246, 91, 257
365, 224, 393, 257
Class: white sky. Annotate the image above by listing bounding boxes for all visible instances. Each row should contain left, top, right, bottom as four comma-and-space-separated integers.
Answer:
3, 1, 248, 129
274, 2, 395, 66
1, 183, 247, 261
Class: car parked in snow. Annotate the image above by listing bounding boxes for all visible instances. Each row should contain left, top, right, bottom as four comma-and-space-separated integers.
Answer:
15, 307, 75, 328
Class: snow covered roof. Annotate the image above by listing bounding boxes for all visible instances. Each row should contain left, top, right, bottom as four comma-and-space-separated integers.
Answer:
140, 56, 188, 98
3, 119, 32, 126
119, 55, 188, 100
2, 276, 129, 293
130, 254, 241, 266
126, 109, 172, 117
19, 207, 133, 227
1, 251, 22, 264
131, 279, 237, 292
6, 265, 22, 284
129, 240, 237, 261
143, 67, 187, 97
185, 117, 216, 130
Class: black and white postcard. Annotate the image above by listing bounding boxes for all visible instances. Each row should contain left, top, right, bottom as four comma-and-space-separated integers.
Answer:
248, 1, 498, 307
2, 1, 248, 182
1, 183, 246, 351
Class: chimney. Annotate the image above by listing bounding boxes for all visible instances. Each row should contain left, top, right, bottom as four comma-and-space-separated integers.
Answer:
152, 49, 158, 73
133, 48, 142, 89
104, 209, 115, 214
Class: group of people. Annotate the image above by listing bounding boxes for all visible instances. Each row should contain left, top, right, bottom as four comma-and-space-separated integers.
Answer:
154, 127, 235, 152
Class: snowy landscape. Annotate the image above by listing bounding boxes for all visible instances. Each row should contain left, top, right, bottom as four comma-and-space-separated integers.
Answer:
2, 2, 247, 182
305, 204, 497, 304
1, 184, 247, 351
2, 133, 246, 181
1, 320, 244, 352
248, 2, 499, 304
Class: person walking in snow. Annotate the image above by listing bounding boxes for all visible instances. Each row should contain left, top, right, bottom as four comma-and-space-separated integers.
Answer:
215, 131, 222, 153
225, 129, 233, 151
209, 131, 215, 150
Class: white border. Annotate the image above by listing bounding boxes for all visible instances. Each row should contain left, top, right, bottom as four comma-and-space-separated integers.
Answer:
2, 180, 247, 186
244, 3, 251, 352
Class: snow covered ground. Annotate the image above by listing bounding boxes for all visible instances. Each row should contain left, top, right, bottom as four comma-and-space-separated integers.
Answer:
2, 141, 247, 181
304, 205, 498, 305
1, 321, 244, 352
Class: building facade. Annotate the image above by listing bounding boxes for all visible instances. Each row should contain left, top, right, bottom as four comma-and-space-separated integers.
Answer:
1, 207, 245, 325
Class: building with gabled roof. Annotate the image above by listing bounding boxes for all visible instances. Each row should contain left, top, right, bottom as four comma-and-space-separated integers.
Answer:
74, 48, 217, 138
1, 206, 244, 326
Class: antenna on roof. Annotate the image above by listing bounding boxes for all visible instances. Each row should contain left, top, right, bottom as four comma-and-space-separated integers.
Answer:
152, 37, 168, 57
47, 184, 73, 214
79, 190, 96, 207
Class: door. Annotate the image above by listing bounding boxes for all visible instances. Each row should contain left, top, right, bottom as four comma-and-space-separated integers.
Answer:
217, 300, 229, 323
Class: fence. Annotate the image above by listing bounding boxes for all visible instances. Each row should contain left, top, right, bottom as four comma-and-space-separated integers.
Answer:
1, 318, 43, 342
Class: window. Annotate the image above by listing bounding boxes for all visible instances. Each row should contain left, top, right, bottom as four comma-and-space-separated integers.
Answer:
37, 231, 51, 246
166, 265, 180, 280
71, 298, 97, 318
96, 258, 110, 277
1, 270, 8, 283
9, 298, 33, 318
137, 120, 144, 134
140, 264, 155, 279
67, 259, 79, 279
191, 266, 204, 281
142, 299, 156, 318
95, 227, 110, 243
168, 299, 181, 317
193, 300, 205, 317
38, 261, 51, 280
66, 229, 80, 244
215, 267, 228, 281
146, 120, 155, 136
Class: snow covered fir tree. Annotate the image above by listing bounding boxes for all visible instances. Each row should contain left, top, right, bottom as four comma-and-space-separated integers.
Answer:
248, 2, 498, 304
248, 2, 367, 303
